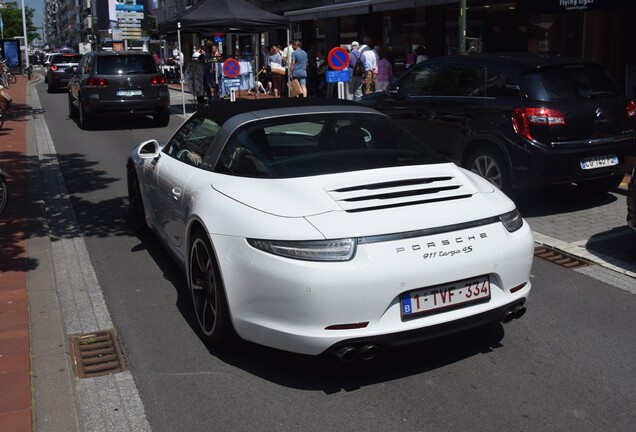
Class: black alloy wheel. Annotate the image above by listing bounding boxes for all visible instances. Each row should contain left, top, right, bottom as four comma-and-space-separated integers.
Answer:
189, 229, 234, 346
78, 98, 93, 130
467, 148, 514, 199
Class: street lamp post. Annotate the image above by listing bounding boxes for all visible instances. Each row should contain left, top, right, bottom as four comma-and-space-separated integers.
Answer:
20, 0, 31, 79
177, 21, 185, 116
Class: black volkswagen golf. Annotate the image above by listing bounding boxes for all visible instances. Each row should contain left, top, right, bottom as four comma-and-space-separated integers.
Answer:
359, 54, 636, 198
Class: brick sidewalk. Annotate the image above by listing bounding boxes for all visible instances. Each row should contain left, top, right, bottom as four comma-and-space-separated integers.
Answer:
0, 76, 31, 432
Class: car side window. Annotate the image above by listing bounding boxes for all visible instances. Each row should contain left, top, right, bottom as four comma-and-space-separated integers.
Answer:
400, 63, 481, 97
163, 117, 221, 168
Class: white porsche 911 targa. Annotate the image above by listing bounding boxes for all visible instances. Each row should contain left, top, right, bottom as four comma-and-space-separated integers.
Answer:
127, 98, 534, 362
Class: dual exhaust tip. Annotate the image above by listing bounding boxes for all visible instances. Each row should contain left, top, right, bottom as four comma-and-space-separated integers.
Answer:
499, 304, 526, 323
333, 344, 380, 363
332, 304, 527, 362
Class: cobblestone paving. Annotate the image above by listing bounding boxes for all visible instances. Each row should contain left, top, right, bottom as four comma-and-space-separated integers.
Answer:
518, 184, 636, 292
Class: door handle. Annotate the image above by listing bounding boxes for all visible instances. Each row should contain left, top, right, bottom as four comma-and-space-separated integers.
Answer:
171, 187, 182, 200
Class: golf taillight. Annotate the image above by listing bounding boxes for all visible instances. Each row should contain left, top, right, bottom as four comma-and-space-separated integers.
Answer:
511, 107, 566, 140
85, 77, 109, 87
150, 76, 167, 85
627, 100, 636, 118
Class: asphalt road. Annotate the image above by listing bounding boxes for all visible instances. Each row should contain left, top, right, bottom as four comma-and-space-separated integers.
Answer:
35, 81, 636, 432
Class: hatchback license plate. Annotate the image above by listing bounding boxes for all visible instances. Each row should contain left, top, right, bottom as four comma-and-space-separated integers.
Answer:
401, 275, 491, 318
116, 90, 142, 97
580, 154, 618, 170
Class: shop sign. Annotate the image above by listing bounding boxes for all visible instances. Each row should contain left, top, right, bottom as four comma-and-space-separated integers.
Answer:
517, 0, 634, 13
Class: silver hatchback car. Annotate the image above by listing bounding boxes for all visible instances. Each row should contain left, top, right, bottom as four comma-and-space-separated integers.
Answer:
68, 50, 171, 130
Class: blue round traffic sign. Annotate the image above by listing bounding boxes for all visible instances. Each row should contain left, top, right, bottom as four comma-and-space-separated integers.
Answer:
327, 47, 349, 71
223, 58, 240, 78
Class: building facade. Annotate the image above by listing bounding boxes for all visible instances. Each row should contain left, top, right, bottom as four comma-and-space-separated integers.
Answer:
42, 0, 636, 95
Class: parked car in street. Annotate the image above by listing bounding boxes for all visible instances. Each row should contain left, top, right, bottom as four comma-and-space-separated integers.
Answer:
46, 53, 82, 92
359, 54, 636, 199
68, 50, 170, 130
126, 98, 534, 361
628, 167, 636, 234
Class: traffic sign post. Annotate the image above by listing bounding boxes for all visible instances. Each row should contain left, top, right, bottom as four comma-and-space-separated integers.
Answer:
326, 47, 351, 99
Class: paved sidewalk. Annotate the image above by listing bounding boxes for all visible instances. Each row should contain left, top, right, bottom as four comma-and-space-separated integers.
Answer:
0, 77, 32, 432
0, 75, 634, 432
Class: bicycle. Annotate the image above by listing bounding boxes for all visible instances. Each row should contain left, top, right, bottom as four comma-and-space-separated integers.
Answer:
0, 60, 17, 88
21, 64, 33, 80
0, 167, 8, 216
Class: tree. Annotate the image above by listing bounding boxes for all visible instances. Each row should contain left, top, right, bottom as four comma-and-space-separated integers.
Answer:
0, 2, 40, 41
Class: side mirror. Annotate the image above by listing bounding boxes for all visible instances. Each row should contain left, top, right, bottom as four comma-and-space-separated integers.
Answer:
137, 139, 161, 159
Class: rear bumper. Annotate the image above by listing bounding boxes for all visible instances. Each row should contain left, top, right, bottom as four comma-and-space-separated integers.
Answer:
508, 135, 636, 190
84, 96, 170, 116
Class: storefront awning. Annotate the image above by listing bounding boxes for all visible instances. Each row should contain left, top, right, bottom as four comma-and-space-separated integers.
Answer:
285, 1, 371, 21
372, 0, 457, 13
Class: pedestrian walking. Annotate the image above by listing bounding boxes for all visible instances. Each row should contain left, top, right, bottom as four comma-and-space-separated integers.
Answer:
347, 41, 366, 101
375, 48, 394, 92
290, 40, 308, 97
359, 36, 377, 95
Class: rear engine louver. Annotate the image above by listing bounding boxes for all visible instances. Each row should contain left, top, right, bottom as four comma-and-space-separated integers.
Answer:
327, 176, 472, 212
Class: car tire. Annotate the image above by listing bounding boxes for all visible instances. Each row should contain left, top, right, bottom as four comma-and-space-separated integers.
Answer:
153, 110, 170, 127
78, 98, 93, 130
577, 174, 623, 193
467, 148, 515, 198
189, 228, 235, 346
68, 93, 78, 119
47, 82, 55, 93
126, 165, 149, 236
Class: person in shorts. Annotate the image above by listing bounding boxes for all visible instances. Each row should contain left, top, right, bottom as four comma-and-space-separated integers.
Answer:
290, 40, 308, 97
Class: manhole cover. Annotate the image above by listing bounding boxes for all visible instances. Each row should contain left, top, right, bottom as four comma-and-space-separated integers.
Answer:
534, 245, 590, 269
68, 329, 126, 379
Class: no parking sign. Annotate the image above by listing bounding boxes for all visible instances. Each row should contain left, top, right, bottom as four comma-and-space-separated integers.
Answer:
223, 58, 240, 78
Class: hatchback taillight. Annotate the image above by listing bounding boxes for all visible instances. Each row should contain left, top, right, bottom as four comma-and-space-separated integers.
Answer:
627, 101, 636, 118
85, 77, 109, 87
49, 65, 58, 71
511, 107, 566, 141
150, 76, 167, 85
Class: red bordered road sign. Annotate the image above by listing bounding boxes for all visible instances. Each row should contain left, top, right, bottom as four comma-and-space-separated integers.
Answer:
327, 47, 350, 71
223, 58, 241, 78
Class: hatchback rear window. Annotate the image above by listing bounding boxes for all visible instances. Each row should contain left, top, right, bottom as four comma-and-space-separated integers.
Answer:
522, 65, 621, 102
51, 55, 82, 64
96, 56, 158, 75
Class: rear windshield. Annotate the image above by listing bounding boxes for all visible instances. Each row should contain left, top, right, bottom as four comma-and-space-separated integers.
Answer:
522, 65, 621, 102
215, 113, 445, 178
51, 54, 82, 64
96, 55, 158, 75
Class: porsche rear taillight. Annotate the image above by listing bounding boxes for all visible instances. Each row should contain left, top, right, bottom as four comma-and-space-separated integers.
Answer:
150, 76, 167, 85
85, 77, 109, 87
511, 107, 566, 141
627, 100, 636, 118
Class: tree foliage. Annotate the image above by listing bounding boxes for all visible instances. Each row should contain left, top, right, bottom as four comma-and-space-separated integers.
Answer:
0, 1, 40, 41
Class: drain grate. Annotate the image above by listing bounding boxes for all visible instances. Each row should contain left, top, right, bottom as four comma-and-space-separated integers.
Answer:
69, 329, 126, 379
534, 245, 590, 269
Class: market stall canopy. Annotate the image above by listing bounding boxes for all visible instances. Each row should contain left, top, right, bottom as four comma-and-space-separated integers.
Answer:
159, 0, 289, 33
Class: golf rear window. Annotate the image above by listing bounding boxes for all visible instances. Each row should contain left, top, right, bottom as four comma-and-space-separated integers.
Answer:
522, 65, 621, 102
96, 55, 158, 75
